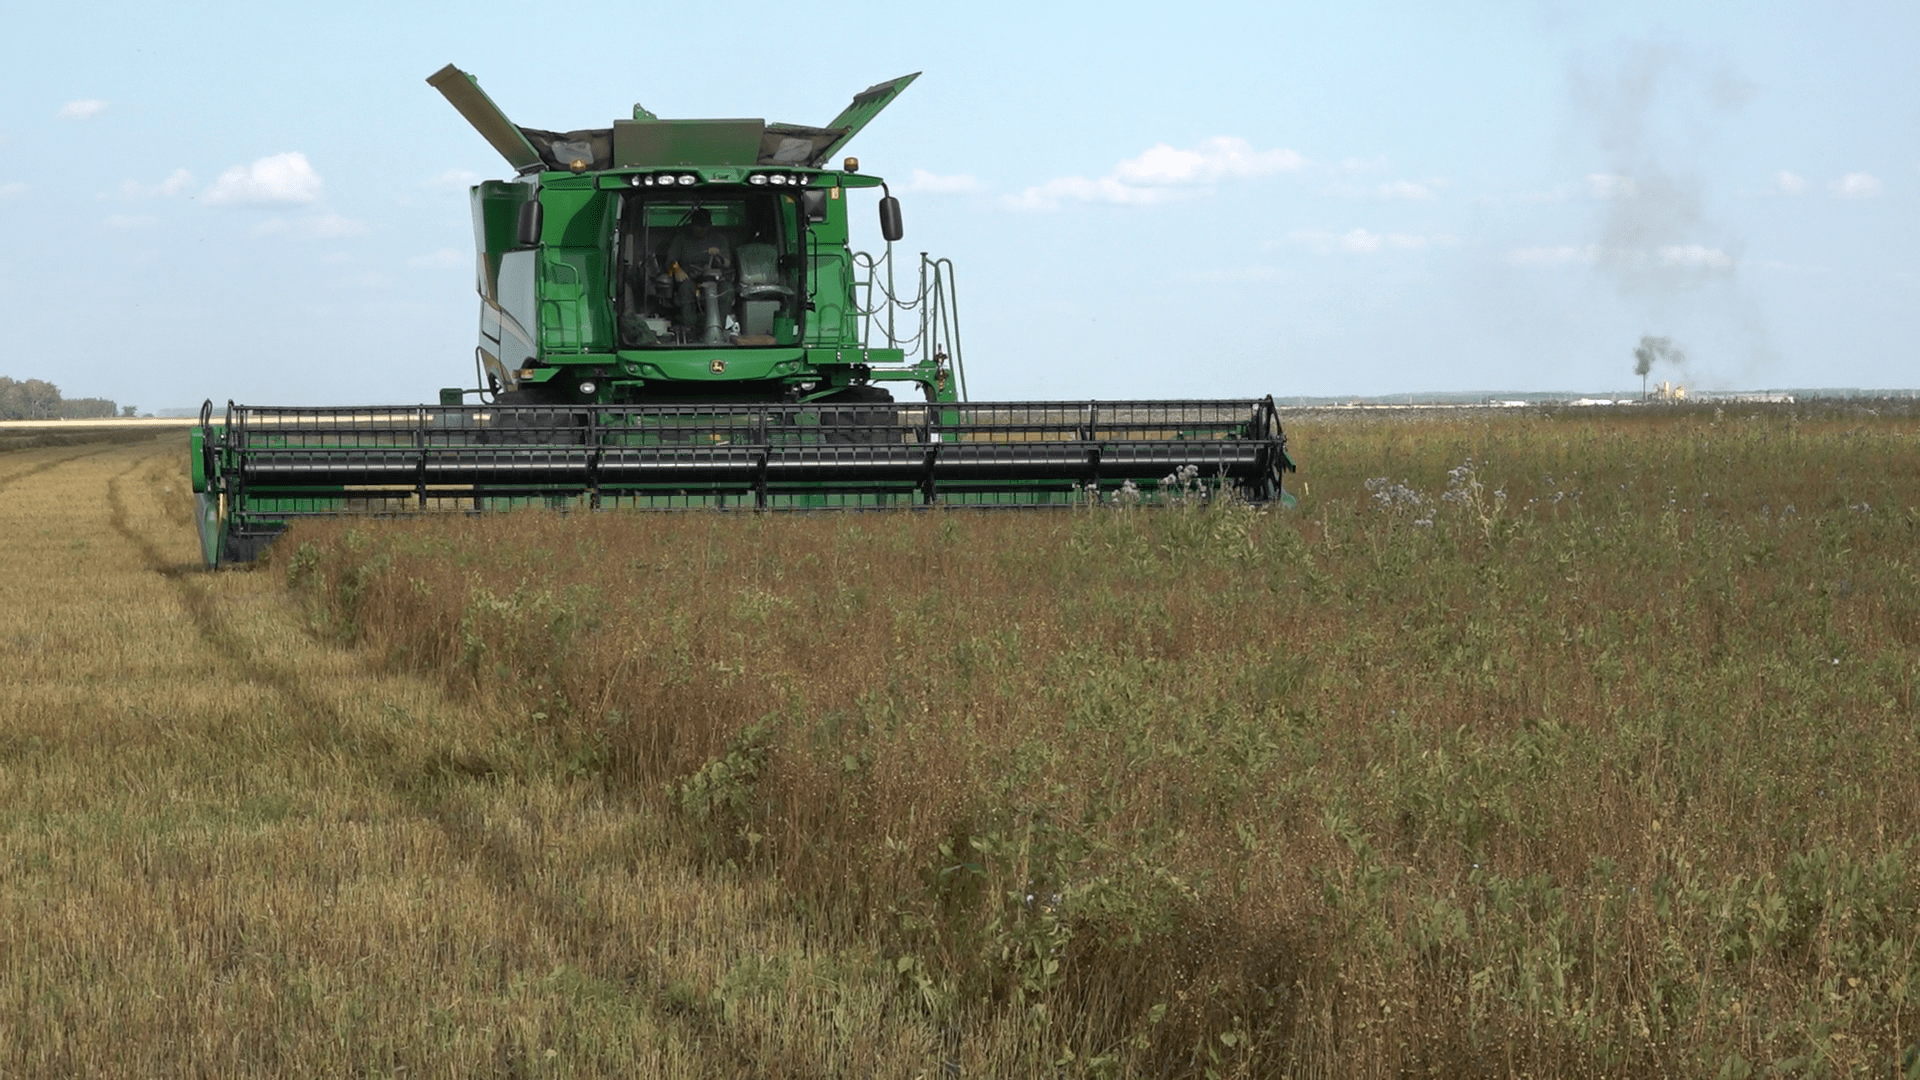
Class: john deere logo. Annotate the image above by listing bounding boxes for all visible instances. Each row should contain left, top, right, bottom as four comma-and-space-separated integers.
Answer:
709, 359, 726, 374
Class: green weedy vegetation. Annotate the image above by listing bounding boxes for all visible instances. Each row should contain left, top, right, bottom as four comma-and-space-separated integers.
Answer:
283, 403, 1920, 1077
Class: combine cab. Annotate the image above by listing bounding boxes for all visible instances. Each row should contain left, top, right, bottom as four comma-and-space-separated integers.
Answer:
191, 66, 1295, 566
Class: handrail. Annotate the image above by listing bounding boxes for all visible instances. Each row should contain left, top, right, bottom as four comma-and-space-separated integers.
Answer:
852, 247, 967, 400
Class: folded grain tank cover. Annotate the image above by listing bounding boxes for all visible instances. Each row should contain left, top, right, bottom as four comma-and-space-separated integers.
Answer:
429, 64, 920, 173
756, 74, 922, 167
425, 64, 543, 173
810, 73, 920, 165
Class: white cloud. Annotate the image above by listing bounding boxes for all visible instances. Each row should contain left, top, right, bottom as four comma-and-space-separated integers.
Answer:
1658, 244, 1732, 268
0, 182, 25, 200
1319, 176, 1447, 201
1829, 173, 1882, 199
423, 168, 481, 190
1776, 171, 1807, 195
901, 169, 982, 195
251, 212, 367, 239
104, 214, 158, 230
1289, 229, 1456, 255
1505, 245, 1599, 268
206, 152, 323, 204
407, 248, 464, 269
1587, 174, 1637, 199
1113, 138, 1302, 186
1006, 174, 1172, 209
1007, 136, 1302, 210
1376, 180, 1437, 201
119, 168, 193, 199
58, 100, 108, 120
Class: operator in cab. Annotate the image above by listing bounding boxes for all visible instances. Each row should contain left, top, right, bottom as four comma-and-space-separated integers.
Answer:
664, 207, 734, 334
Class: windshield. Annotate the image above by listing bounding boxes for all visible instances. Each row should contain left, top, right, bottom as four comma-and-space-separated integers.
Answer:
615, 191, 803, 348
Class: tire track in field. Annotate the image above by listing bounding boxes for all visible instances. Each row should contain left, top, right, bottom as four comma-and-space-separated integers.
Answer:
104, 455, 392, 760
100, 451, 680, 1006
0, 440, 126, 491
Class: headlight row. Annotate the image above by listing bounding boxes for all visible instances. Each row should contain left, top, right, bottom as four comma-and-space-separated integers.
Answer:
625, 173, 807, 188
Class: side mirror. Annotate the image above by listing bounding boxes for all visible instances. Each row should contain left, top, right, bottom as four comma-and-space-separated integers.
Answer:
801, 189, 828, 224
878, 196, 904, 243
515, 199, 543, 246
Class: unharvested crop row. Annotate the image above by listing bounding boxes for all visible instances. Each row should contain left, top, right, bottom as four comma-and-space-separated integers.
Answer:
284, 407, 1920, 1077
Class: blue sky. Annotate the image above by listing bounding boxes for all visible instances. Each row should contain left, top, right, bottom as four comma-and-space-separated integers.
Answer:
1, 0, 1913, 408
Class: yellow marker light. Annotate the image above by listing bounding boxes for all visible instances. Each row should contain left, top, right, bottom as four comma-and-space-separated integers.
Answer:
569, 159, 587, 173
843, 156, 859, 172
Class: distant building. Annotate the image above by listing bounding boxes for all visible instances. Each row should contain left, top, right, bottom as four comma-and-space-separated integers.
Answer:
1699, 391, 1795, 404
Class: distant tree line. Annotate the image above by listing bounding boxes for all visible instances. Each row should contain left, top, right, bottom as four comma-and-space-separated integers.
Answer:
0, 377, 135, 420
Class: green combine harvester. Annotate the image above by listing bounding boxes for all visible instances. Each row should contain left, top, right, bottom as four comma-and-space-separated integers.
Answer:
190, 66, 1295, 566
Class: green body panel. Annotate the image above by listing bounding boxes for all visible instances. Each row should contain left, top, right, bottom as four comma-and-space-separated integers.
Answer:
534, 188, 615, 352
804, 185, 855, 350
189, 424, 210, 491
624, 351, 797, 382
613, 119, 765, 167
471, 181, 528, 298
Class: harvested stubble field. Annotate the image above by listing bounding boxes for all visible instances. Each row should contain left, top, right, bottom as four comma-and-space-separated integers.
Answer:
3, 404, 1919, 1078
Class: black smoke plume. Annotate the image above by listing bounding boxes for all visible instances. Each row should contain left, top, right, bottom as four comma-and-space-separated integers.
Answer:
1633, 334, 1685, 394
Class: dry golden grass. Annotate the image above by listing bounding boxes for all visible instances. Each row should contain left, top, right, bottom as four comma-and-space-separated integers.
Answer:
10, 404, 1920, 1077
279, 402, 1920, 1078
0, 434, 998, 1078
